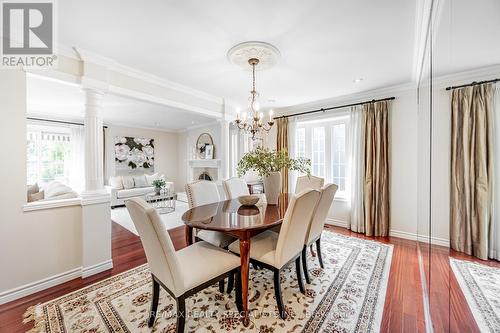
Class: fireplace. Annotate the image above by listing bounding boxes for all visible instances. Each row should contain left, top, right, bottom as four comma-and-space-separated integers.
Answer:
198, 172, 212, 181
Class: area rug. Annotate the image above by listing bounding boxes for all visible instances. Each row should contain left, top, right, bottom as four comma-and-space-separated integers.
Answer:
111, 200, 189, 235
23, 231, 393, 333
450, 258, 500, 333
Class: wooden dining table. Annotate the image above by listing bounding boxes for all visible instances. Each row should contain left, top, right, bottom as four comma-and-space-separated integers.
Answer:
181, 193, 290, 326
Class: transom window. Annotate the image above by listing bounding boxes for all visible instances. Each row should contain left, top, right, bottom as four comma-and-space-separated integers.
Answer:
295, 114, 349, 198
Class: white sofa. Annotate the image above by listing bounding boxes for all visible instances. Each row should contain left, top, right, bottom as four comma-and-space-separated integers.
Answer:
106, 173, 174, 208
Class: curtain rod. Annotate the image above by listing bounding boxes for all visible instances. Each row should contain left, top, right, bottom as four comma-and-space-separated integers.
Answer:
274, 96, 396, 119
445, 78, 500, 91
27, 117, 108, 128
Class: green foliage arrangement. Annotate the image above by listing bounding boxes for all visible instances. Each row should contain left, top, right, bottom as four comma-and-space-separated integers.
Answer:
152, 178, 166, 189
237, 146, 311, 178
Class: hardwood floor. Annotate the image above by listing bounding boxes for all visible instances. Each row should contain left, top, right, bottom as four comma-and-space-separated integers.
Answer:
0, 222, 494, 332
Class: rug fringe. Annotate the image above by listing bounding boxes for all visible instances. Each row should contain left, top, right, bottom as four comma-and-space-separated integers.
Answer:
23, 304, 45, 333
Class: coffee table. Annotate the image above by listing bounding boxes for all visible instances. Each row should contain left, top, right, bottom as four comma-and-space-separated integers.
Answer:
145, 191, 176, 214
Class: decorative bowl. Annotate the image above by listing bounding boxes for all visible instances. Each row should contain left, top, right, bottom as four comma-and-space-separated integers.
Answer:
238, 195, 260, 206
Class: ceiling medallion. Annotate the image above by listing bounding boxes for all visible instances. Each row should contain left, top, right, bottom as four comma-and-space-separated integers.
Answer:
228, 42, 280, 140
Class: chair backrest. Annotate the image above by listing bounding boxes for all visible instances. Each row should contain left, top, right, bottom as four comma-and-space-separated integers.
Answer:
125, 198, 184, 296
275, 189, 320, 267
185, 180, 220, 208
223, 177, 249, 199
295, 175, 325, 194
305, 183, 338, 245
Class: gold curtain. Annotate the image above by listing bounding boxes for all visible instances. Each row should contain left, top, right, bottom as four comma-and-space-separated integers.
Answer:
277, 117, 289, 194
450, 84, 493, 260
363, 101, 390, 237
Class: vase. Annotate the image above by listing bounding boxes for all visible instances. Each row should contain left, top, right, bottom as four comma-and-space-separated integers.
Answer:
154, 187, 161, 195
263, 172, 281, 205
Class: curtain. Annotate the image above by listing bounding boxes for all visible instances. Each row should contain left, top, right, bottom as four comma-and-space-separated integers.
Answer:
288, 118, 298, 194
363, 101, 390, 237
349, 105, 365, 233
450, 84, 494, 260
490, 84, 500, 261
277, 117, 289, 193
68, 125, 85, 192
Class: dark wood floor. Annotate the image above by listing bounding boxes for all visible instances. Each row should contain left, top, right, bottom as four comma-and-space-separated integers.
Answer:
0, 222, 495, 332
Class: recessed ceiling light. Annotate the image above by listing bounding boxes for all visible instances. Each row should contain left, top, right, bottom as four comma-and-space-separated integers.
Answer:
353, 78, 364, 83
154, 122, 160, 127
191, 121, 195, 124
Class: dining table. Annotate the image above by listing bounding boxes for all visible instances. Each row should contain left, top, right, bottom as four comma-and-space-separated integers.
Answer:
181, 193, 290, 326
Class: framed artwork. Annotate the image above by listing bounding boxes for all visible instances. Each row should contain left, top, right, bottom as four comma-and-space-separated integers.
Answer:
114, 136, 155, 172
205, 144, 214, 159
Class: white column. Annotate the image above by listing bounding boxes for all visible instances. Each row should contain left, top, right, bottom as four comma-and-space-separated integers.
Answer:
82, 88, 106, 196
219, 100, 231, 180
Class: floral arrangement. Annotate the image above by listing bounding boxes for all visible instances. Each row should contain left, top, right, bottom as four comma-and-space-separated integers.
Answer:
114, 137, 154, 171
237, 146, 311, 178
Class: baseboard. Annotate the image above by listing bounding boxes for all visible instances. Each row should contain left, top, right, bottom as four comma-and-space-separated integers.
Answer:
389, 229, 450, 247
82, 259, 113, 278
325, 218, 349, 229
0, 259, 114, 305
0, 267, 81, 305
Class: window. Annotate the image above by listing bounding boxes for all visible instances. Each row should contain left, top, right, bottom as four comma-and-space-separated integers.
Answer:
295, 115, 349, 198
312, 127, 325, 177
27, 124, 71, 185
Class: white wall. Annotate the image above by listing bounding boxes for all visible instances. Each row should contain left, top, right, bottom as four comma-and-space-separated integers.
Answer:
0, 71, 83, 301
104, 125, 180, 190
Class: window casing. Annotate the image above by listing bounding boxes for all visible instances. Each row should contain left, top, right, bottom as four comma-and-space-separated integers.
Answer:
295, 115, 349, 199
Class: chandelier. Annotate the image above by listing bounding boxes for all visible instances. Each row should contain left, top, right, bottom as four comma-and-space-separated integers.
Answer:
233, 58, 274, 140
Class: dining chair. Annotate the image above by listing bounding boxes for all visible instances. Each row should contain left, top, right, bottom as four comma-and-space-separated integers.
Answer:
223, 177, 249, 199
185, 180, 236, 248
301, 183, 338, 284
228, 189, 321, 319
125, 198, 241, 332
295, 175, 325, 194
185, 180, 237, 292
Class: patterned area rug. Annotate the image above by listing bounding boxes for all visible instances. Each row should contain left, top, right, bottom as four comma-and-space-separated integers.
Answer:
24, 231, 393, 333
450, 258, 500, 333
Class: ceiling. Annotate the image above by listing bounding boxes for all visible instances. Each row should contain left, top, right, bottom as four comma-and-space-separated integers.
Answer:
59, 0, 417, 108
27, 77, 214, 131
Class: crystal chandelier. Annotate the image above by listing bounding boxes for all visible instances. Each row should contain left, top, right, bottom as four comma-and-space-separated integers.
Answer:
233, 58, 275, 140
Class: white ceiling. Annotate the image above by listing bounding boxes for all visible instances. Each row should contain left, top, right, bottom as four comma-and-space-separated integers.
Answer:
27, 77, 214, 131
59, 0, 417, 108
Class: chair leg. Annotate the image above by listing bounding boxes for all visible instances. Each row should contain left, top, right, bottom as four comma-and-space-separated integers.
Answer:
295, 257, 305, 294
301, 246, 311, 284
176, 296, 186, 333
235, 268, 243, 313
316, 238, 324, 269
218, 279, 225, 293
273, 269, 287, 319
148, 277, 160, 327
226, 272, 234, 294
310, 244, 316, 257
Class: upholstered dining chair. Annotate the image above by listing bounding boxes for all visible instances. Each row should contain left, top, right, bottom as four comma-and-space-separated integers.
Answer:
301, 183, 338, 284
185, 180, 236, 248
295, 175, 325, 194
185, 180, 237, 292
228, 189, 321, 319
125, 198, 241, 332
223, 177, 249, 199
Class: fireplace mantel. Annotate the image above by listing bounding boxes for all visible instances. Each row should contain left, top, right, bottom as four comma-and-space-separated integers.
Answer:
188, 159, 221, 168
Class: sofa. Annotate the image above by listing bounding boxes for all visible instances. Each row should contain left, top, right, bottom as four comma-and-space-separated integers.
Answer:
106, 173, 174, 208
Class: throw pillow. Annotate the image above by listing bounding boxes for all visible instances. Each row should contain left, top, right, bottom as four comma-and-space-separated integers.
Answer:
45, 181, 73, 198
109, 176, 124, 190
145, 173, 159, 186
27, 183, 39, 202
29, 190, 45, 202
122, 176, 135, 189
133, 175, 147, 188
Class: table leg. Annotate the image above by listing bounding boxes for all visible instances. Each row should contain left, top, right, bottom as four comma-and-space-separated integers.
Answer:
185, 226, 193, 246
239, 238, 251, 326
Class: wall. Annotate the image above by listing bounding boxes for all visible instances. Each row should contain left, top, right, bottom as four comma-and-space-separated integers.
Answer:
0, 71, 83, 302
104, 125, 180, 191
